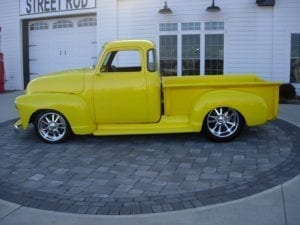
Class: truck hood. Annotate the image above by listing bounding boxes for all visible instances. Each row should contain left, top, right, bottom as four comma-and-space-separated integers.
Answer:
27, 69, 88, 94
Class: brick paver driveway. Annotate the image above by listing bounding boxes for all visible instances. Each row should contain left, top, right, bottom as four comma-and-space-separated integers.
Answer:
0, 119, 299, 215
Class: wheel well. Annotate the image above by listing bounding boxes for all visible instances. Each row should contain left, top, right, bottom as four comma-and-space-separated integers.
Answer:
30, 110, 72, 132
30, 110, 46, 124
203, 107, 246, 126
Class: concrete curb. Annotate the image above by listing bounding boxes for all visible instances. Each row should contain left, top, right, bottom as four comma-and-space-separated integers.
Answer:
0, 175, 299, 225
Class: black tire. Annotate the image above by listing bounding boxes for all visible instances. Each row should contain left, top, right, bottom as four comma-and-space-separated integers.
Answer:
203, 107, 244, 142
34, 111, 71, 144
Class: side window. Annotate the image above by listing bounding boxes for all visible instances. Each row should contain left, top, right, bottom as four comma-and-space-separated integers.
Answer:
101, 50, 141, 73
148, 49, 157, 72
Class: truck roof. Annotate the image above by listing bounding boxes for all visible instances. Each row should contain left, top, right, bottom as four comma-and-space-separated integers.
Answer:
103, 39, 155, 51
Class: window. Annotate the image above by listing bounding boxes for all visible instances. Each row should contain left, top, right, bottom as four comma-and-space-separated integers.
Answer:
182, 35, 200, 75
29, 22, 49, 31
291, 33, 300, 83
159, 22, 224, 76
182, 22, 201, 31
159, 35, 177, 76
53, 20, 73, 29
78, 17, 97, 27
205, 22, 224, 31
205, 34, 224, 75
159, 23, 178, 32
101, 50, 141, 73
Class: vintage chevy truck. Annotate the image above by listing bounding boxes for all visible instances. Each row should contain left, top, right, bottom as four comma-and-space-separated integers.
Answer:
15, 40, 280, 143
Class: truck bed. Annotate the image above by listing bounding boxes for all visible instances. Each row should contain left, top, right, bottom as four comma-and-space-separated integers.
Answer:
162, 74, 280, 121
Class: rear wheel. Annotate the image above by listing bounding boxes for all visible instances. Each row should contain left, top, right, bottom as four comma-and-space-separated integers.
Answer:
34, 111, 71, 144
203, 107, 244, 142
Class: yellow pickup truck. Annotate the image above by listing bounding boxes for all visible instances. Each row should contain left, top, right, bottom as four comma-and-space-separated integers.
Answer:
15, 40, 280, 143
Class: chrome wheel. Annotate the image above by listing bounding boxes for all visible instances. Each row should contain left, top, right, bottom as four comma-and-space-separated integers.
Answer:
34, 111, 70, 143
203, 107, 244, 142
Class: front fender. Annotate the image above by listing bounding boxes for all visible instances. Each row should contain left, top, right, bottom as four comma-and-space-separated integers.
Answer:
189, 90, 268, 131
15, 93, 95, 134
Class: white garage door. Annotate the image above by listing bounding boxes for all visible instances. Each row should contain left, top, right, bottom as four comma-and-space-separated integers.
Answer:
28, 16, 97, 80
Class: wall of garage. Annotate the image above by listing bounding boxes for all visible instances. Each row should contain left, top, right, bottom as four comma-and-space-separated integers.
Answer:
0, 0, 299, 93
0, 1, 23, 90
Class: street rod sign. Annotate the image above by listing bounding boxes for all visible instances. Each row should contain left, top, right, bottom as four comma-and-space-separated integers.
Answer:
20, 0, 96, 15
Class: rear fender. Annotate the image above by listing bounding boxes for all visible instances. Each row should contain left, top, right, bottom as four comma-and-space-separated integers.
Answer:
15, 93, 95, 134
189, 90, 268, 131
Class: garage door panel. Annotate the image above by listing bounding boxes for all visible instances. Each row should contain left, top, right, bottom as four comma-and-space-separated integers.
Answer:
28, 16, 97, 79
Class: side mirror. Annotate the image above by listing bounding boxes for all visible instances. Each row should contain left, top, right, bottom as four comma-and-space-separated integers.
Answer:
100, 65, 108, 72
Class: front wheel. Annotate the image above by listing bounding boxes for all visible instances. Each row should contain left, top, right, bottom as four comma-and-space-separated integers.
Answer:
203, 107, 244, 142
34, 111, 71, 144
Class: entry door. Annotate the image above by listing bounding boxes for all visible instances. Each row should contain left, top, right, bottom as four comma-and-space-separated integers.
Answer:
28, 16, 97, 80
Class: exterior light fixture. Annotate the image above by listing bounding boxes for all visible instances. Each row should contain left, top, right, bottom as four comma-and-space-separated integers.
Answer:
158, 1, 173, 14
206, 0, 221, 12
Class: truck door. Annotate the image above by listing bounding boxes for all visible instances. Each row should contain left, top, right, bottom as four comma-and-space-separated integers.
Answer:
93, 49, 148, 124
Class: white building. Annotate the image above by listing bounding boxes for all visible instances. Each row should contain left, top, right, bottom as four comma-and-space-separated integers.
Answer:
0, 0, 300, 93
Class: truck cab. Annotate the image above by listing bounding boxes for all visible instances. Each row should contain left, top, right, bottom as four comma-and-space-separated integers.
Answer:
93, 40, 161, 124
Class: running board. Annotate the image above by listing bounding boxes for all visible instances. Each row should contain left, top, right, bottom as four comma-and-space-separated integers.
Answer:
93, 116, 193, 136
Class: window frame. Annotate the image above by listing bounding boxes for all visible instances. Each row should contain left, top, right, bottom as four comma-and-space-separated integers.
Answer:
53, 20, 73, 29
159, 35, 178, 76
182, 34, 201, 76
204, 33, 224, 75
29, 21, 49, 31
77, 17, 97, 27
158, 21, 225, 76
100, 49, 142, 73
290, 33, 300, 83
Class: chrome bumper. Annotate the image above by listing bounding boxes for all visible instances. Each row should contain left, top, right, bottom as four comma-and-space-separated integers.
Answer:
14, 119, 22, 134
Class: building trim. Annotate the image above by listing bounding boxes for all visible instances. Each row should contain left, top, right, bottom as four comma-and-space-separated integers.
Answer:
22, 20, 29, 89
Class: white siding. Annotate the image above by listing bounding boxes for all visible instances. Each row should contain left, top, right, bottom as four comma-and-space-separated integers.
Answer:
97, 0, 117, 49
115, 0, 226, 46
226, 3, 258, 76
0, 0, 23, 90
273, 0, 300, 93
0, 0, 300, 93
117, 1, 158, 41
115, 0, 275, 78
222, 1, 276, 81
